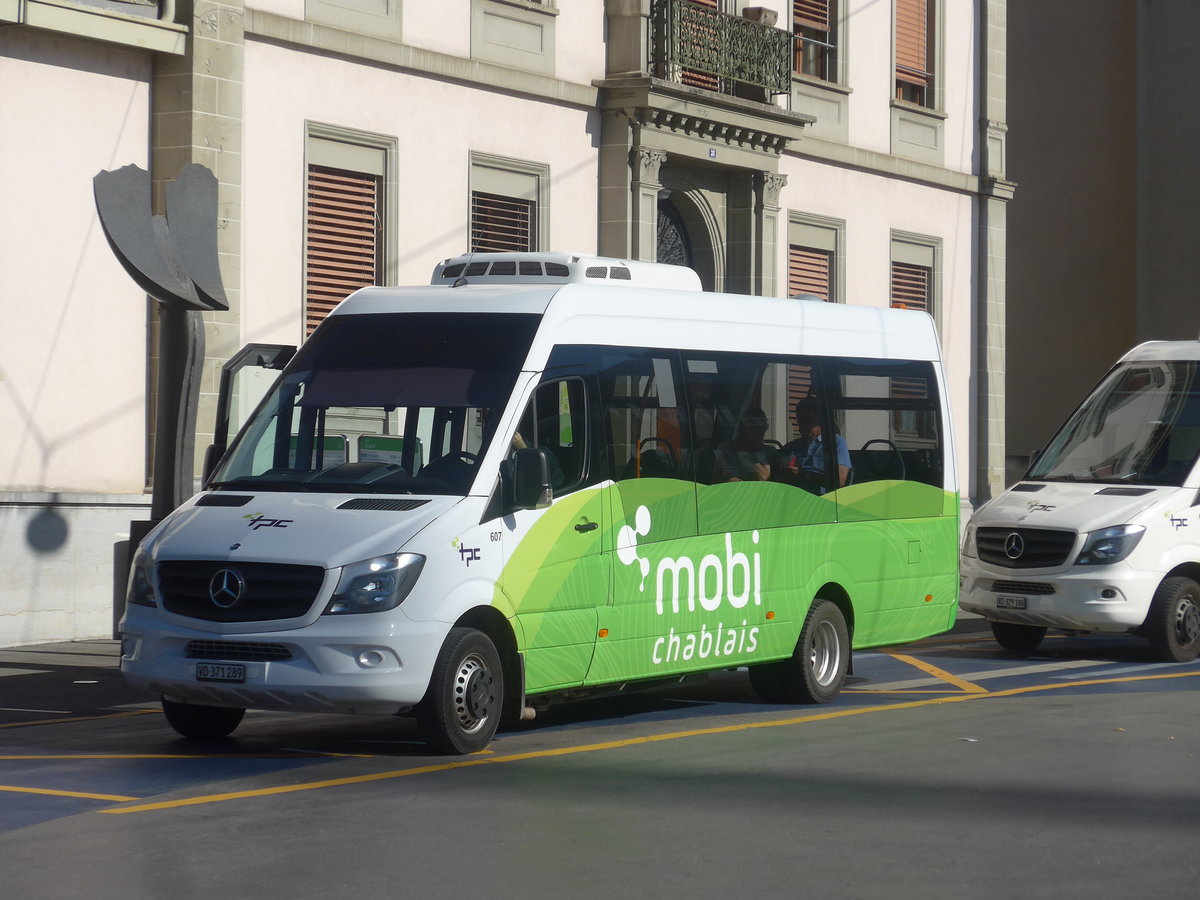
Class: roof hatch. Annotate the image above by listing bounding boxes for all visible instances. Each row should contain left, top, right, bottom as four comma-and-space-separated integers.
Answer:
431, 252, 702, 291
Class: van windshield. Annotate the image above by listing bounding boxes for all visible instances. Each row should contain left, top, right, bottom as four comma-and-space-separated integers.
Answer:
1028, 360, 1200, 486
211, 312, 540, 495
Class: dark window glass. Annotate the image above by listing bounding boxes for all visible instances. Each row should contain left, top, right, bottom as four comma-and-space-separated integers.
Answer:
213, 313, 540, 495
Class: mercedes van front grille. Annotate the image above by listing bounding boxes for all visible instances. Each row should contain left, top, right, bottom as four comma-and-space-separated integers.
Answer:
185, 640, 293, 662
991, 580, 1057, 595
158, 561, 326, 622
976, 527, 1077, 569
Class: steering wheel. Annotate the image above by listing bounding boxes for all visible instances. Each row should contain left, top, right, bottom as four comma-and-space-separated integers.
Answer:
859, 439, 905, 480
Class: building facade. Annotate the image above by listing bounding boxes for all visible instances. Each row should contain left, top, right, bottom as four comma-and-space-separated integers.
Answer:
1006, 0, 1200, 483
0, 0, 1009, 646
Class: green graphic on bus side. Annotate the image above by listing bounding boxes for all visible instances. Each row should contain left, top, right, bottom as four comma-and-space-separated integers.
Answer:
496, 478, 959, 694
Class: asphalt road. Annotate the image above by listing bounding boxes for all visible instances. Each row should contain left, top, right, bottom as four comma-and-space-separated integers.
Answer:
2, 622, 1198, 899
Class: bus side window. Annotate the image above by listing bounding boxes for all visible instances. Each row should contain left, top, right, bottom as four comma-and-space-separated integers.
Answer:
828, 358, 944, 493
513, 377, 588, 493
598, 351, 691, 482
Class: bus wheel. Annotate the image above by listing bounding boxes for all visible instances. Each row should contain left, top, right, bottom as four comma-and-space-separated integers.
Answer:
990, 621, 1046, 655
770, 599, 849, 704
419, 627, 504, 755
1146, 576, 1200, 662
161, 698, 245, 739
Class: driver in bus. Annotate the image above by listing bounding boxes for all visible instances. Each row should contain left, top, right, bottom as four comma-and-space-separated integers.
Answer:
783, 400, 851, 492
714, 408, 780, 482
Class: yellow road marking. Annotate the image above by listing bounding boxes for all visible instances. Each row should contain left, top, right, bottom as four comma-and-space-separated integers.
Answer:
881, 652, 989, 693
100, 672, 1200, 816
97, 667, 1200, 815
1, 784, 139, 803
0, 710, 159, 730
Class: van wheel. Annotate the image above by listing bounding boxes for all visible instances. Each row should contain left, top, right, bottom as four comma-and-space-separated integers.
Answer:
756, 599, 849, 704
161, 698, 245, 739
419, 627, 504, 755
1146, 577, 1200, 662
990, 621, 1046, 655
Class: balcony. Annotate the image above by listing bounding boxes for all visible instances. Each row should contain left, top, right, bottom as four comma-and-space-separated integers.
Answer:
650, 0, 792, 100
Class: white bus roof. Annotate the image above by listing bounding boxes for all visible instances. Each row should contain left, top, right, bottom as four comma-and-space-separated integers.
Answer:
331, 255, 942, 364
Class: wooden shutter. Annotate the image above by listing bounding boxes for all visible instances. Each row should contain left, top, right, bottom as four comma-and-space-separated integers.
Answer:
788, 245, 832, 300
890, 260, 931, 312
305, 165, 381, 336
794, 0, 830, 31
471, 191, 535, 252
895, 0, 929, 87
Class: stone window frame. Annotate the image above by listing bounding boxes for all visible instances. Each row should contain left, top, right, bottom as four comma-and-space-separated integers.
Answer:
468, 152, 550, 252
787, 212, 846, 304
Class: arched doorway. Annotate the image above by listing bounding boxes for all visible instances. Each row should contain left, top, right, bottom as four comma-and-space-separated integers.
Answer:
656, 198, 693, 268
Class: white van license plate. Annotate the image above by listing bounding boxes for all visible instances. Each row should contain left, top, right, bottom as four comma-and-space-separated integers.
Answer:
995, 595, 1028, 610
196, 663, 246, 683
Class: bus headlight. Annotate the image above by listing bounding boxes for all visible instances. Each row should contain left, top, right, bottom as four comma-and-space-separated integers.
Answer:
1074, 525, 1145, 566
127, 547, 158, 607
324, 553, 425, 615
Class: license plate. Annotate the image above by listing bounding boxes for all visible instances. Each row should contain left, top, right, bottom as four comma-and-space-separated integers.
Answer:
196, 662, 246, 683
995, 595, 1028, 610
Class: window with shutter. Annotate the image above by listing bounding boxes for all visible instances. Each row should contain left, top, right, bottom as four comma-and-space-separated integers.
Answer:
680, 0, 721, 91
788, 245, 832, 301
793, 0, 835, 80
895, 0, 932, 105
305, 165, 382, 336
890, 260, 931, 313
470, 191, 536, 253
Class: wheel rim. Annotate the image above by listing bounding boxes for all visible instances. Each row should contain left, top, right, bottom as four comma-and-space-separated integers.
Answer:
809, 619, 842, 687
1174, 593, 1200, 647
453, 652, 496, 735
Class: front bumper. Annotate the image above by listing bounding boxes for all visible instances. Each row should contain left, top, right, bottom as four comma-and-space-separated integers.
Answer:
959, 559, 1156, 633
119, 607, 448, 715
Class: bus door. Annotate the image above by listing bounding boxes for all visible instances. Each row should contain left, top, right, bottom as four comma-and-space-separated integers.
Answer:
500, 376, 609, 693
586, 349, 699, 683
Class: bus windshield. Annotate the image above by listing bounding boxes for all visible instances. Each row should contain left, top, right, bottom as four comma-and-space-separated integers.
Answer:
211, 312, 540, 495
1028, 360, 1200, 487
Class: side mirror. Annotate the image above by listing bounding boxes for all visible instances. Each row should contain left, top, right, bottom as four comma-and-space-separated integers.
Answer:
201, 443, 223, 485
511, 448, 553, 510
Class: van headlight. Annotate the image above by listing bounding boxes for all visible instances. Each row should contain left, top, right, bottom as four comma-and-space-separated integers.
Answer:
1074, 525, 1145, 566
127, 546, 158, 607
324, 553, 425, 615
961, 524, 978, 559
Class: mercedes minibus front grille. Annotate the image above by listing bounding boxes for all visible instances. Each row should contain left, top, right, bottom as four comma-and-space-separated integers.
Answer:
991, 580, 1057, 595
185, 640, 293, 662
158, 561, 326, 622
976, 527, 1077, 569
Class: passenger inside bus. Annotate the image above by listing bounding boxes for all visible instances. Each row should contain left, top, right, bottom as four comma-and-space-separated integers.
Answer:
714, 408, 781, 482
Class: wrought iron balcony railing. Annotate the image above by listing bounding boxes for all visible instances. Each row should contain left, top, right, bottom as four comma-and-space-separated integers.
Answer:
650, 0, 792, 97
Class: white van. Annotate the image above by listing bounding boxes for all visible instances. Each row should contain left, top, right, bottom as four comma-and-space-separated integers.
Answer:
120, 252, 960, 754
961, 341, 1200, 661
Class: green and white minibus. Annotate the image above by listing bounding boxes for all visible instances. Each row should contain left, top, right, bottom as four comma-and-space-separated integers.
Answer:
120, 252, 959, 754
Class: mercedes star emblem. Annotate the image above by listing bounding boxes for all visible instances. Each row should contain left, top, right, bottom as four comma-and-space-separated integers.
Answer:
1004, 532, 1025, 560
209, 568, 246, 608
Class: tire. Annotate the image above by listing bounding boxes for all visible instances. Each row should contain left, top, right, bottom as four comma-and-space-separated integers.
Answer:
754, 599, 849, 704
161, 698, 245, 739
1146, 576, 1200, 662
990, 621, 1046, 655
748, 660, 787, 702
419, 627, 504, 755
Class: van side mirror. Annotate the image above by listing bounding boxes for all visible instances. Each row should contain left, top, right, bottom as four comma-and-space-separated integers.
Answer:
511, 447, 553, 510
